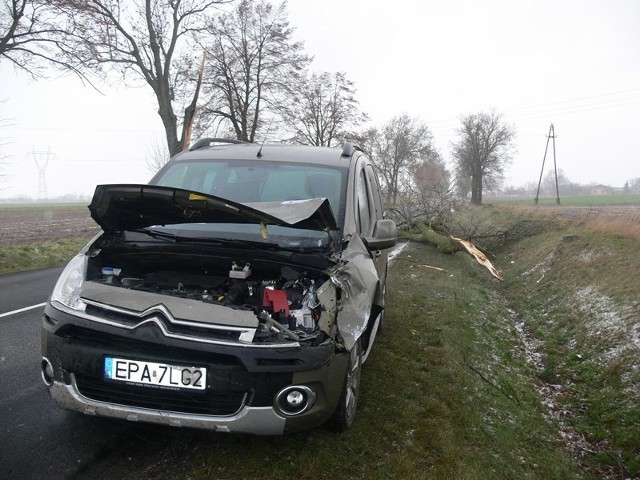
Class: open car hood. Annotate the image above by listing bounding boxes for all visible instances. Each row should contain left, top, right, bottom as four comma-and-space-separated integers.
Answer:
89, 184, 339, 233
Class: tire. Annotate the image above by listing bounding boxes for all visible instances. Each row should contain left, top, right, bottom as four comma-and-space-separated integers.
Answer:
328, 340, 362, 432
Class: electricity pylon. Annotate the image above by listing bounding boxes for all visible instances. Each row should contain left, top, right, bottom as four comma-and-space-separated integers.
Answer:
29, 147, 53, 200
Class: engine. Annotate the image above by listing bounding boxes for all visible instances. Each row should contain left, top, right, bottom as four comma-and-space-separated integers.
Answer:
88, 255, 327, 342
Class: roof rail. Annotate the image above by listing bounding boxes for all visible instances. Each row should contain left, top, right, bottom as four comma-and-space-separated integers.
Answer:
341, 142, 363, 158
189, 138, 250, 151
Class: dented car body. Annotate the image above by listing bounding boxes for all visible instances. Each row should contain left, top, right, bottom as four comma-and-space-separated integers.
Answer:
41, 140, 396, 434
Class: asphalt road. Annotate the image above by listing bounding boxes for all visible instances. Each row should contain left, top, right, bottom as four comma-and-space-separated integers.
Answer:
0, 267, 198, 480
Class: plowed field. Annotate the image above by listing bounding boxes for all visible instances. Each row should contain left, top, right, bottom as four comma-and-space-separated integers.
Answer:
0, 204, 99, 247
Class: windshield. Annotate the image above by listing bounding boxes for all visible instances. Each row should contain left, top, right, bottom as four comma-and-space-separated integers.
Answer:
149, 159, 347, 250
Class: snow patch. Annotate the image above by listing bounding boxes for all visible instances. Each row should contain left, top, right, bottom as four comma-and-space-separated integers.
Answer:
574, 286, 640, 362
522, 250, 555, 284
576, 250, 599, 263
388, 240, 409, 265
508, 307, 605, 468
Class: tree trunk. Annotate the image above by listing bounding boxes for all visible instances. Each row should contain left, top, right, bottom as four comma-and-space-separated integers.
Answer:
160, 109, 182, 157
471, 173, 483, 205
155, 84, 181, 156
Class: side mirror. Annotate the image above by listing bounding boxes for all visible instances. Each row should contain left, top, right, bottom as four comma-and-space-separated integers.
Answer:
365, 219, 397, 251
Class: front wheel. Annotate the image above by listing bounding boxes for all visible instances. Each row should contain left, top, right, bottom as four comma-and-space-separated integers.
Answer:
328, 340, 362, 432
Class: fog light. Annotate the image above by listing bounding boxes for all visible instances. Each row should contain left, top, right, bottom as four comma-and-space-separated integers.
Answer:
41, 357, 54, 387
287, 390, 304, 406
274, 386, 316, 416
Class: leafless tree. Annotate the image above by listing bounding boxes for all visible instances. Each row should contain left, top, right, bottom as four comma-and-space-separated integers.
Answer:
0, 135, 8, 185
198, 0, 310, 142
627, 178, 640, 194
363, 114, 439, 206
46, 0, 229, 156
541, 168, 577, 196
0, 0, 88, 77
145, 136, 171, 173
451, 110, 515, 205
0, 102, 11, 185
281, 71, 366, 147
391, 153, 457, 227
411, 158, 450, 194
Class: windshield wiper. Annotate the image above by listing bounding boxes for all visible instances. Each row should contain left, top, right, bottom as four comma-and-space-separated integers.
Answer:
128, 228, 331, 254
191, 236, 332, 254
128, 228, 282, 250
128, 228, 178, 242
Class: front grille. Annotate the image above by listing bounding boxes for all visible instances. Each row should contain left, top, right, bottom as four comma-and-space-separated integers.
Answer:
75, 374, 247, 416
63, 325, 239, 365
83, 302, 248, 343
59, 325, 292, 409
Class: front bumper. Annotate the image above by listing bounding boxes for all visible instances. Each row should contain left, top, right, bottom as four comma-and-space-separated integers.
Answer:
49, 375, 287, 434
42, 302, 348, 434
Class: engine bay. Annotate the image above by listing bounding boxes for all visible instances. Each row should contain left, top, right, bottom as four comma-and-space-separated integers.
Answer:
85, 248, 334, 343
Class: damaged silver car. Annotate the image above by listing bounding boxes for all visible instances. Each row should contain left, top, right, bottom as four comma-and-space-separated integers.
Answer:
41, 139, 396, 434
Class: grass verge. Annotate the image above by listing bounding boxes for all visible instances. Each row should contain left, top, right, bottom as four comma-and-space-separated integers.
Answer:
179, 241, 576, 480
499, 223, 640, 478
0, 238, 89, 275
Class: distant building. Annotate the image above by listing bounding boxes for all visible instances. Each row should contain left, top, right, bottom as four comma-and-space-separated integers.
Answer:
586, 185, 614, 196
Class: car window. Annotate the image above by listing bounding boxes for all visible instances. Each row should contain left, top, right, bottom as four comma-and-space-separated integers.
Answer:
356, 168, 373, 236
365, 164, 384, 221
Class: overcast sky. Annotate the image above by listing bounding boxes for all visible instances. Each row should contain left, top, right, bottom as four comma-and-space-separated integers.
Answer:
2, 0, 639, 199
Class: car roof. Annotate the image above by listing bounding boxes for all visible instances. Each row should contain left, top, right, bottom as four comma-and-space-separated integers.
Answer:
173, 142, 357, 168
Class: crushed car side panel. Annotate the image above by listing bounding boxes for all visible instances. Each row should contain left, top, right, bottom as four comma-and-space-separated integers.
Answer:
330, 234, 381, 352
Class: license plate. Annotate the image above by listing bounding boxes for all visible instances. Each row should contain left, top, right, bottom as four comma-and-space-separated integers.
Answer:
104, 356, 207, 391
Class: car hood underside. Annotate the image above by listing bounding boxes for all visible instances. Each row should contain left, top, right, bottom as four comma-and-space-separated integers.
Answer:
88, 184, 339, 233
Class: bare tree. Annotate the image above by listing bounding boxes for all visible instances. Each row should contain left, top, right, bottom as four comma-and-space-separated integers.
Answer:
627, 177, 640, 194
541, 168, 579, 196
363, 114, 438, 205
0, 98, 12, 185
282, 71, 366, 147
451, 110, 515, 205
411, 157, 450, 194
0, 0, 86, 77
48, 0, 228, 156
391, 154, 457, 227
145, 136, 171, 173
198, 0, 310, 142
0, 119, 9, 185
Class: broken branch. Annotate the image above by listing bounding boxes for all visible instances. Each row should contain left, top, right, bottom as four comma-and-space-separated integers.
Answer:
451, 236, 503, 281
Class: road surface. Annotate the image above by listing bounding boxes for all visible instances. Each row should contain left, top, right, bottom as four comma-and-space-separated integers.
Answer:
0, 267, 197, 480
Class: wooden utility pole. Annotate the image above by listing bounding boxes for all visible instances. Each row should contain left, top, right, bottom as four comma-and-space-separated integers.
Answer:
534, 123, 560, 205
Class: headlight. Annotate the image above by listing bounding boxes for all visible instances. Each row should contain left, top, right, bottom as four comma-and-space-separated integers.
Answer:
51, 254, 87, 310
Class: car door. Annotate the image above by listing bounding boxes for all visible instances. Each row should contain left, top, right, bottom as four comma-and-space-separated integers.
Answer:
357, 162, 387, 280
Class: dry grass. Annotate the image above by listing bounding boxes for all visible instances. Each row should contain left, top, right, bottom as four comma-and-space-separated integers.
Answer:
506, 205, 640, 242
579, 217, 640, 242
